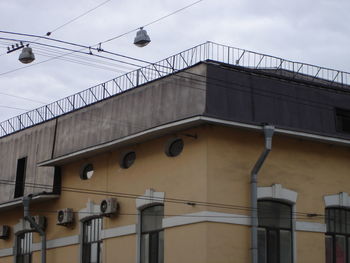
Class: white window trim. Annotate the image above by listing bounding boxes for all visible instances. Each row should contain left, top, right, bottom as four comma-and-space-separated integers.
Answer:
258, 184, 298, 263
324, 192, 350, 207
135, 189, 165, 263
79, 200, 103, 263
258, 184, 297, 204
13, 219, 34, 263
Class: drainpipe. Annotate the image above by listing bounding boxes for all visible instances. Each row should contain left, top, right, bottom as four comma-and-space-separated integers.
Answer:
23, 196, 46, 263
251, 125, 274, 263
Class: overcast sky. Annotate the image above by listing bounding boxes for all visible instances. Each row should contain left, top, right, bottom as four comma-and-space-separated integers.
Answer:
0, 0, 349, 123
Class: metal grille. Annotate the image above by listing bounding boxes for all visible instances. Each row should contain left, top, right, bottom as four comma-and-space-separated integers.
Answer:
82, 217, 102, 263
1, 41, 349, 138
16, 232, 32, 263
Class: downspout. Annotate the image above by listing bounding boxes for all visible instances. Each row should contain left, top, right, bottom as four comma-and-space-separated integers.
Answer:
251, 125, 274, 263
23, 196, 46, 263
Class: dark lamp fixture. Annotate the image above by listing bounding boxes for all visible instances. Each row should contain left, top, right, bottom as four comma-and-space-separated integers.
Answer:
18, 47, 35, 64
134, 27, 151, 47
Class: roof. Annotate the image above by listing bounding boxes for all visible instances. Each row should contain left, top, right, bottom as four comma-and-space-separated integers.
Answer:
1, 41, 349, 138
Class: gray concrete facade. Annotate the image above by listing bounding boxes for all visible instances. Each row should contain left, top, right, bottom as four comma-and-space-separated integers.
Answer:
1, 61, 350, 204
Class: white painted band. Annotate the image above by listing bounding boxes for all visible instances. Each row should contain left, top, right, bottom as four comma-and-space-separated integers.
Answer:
0, 211, 328, 257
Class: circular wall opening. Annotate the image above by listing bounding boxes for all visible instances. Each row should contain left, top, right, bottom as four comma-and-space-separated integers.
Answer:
120, 151, 136, 169
165, 138, 184, 157
80, 163, 94, 180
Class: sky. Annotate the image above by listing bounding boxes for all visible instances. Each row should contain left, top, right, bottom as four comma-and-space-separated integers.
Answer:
0, 0, 350, 123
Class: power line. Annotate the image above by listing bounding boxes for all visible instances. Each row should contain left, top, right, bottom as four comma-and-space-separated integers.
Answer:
0, 105, 30, 111
0, 0, 204, 76
0, 179, 323, 218
101, 0, 204, 44
27, 209, 317, 221
46, 0, 112, 37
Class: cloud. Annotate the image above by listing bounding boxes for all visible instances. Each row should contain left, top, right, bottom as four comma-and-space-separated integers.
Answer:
0, 0, 349, 123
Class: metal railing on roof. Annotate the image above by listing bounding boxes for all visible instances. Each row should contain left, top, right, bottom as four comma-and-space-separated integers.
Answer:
1, 41, 349, 137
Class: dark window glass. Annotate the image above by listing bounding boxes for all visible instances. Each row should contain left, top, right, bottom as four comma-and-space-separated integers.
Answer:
82, 217, 102, 263
16, 232, 32, 263
14, 157, 27, 198
326, 207, 350, 263
326, 235, 333, 263
258, 200, 292, 263
336, 108, 350, 133
141, 205, 164, 263
258, 228, 267, 263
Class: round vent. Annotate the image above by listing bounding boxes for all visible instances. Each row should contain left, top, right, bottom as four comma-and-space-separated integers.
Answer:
57, 210, 65, 223
120, 151, 136, 169
80, 163, 94, 180
165, 138, 184, 157
100, 200, 108, 213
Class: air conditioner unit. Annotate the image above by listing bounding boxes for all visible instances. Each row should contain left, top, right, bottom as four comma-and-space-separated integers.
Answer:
57, 208, 74, 226
100, 198, 118, 217
0, 225, 10, 239
30, 216, 47, 231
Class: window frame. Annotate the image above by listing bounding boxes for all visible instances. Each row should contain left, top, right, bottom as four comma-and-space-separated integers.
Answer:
325, 206, 350, 263
258, 199, 293, 263
139, 204, 164, 263
81, 217, 103, 263
14, 157, 27, 198
15, 231, 32, 263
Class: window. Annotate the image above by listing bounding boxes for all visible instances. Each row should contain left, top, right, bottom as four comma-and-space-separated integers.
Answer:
325, 207, 350, 263
14, 157, 27, 198
16, 232, 32, 263
258, 200, 293, 263
335, 108, 350, 133
141, 205, 164, 263
82, 217, 102, 263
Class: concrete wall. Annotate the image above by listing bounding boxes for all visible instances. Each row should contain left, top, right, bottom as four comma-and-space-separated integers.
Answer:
0, 64, 207, 204
205, 63, 350, 140
53, 64, 207, 158
0, 120, 56, 203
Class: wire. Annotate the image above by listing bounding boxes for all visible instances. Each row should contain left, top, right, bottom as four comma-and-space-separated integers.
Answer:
0, 105, 30, 111
0, 179, 323, 218
0, 91, 47, 104
28, 209, 316, 221
46, 0, 112, 37
0, 0, 205, 76
101, 0, 205, 44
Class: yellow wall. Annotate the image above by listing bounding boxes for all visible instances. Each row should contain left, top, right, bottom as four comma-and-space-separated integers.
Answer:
1, 124, 350, 262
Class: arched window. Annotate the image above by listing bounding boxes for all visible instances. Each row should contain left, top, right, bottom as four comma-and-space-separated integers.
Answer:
258, 200, 293, 263
140, 205, 164, 263
16, 232, 32, 263
82, 217, 102, 263
325, 207, 350, 263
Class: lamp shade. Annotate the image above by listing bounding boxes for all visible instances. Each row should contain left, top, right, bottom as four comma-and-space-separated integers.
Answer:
134, 28, 151, 47
18, 47, 35, 64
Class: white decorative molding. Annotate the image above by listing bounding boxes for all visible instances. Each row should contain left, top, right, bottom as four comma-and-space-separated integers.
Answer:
0, 247, 12, 257
136, 189, 165, 209
13, 218, 32, 235
258, 184, 298, 204
101, 224, 136, 239
163, 211, 250, 228
0, 210, 331, 258
295, 222, 326, 233
78, 199, 101, 221
32, 235, 79, 251
324, 192, 350, 207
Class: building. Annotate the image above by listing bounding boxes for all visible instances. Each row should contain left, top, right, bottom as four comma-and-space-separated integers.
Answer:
0, 42, 350, 263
